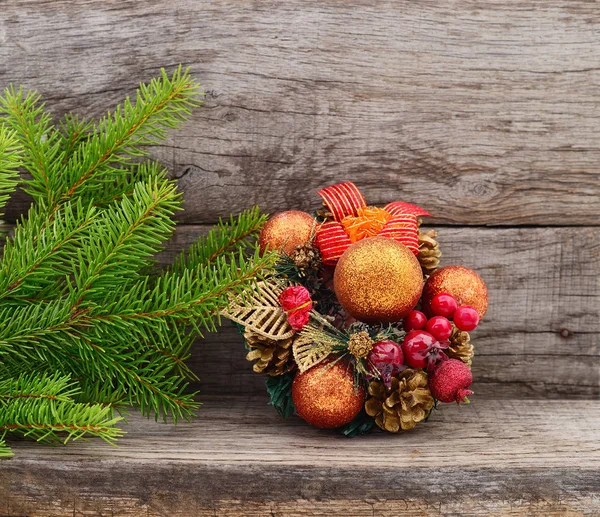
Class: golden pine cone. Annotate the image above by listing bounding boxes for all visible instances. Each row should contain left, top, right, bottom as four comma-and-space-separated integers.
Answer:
365, 369, 434, 433
347, 331, 375, 359
244, 329, 295, 376
418, 228, 441, 277
446, 326, 474, 367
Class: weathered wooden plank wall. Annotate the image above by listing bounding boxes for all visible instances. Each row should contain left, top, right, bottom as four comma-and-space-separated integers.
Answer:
2, 1, 600, 226
2, 2, 600, 516
0, 0, 599, 399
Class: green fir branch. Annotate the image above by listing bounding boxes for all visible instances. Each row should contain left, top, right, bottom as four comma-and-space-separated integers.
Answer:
53, 66, 202, 210
170, 207, 268, 274
57, 113, 93, 163
0, 68, 272, 456
0, 200, 97, 300
0, 372, 123, 447
72, 175, 180, 305
0, 126, 21, 217
0, 87, 61, 202
0, 435, 13, 457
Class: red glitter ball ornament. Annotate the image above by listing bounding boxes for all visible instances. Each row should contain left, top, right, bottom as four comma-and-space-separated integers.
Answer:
292, 360, 365, 429
259, 210, 315, 256
429, 359, 473, 404
423, 265, 488, 319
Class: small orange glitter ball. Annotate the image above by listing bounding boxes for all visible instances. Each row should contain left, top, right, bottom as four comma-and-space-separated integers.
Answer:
292, 360, 365, 429
333, 237, 423, 323
259, 210, 315, 256
423, 265, 488, 319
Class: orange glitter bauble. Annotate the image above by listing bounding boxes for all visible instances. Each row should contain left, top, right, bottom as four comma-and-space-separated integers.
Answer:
258, 211, 315, 256
423, 265, 488, 319
333, 237, 423, 323
292, 360, 365, 429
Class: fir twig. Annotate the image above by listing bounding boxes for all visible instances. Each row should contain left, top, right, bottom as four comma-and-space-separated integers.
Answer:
0, 67, 271, 455
170, 207, 268, 274
0, 126, 21, 217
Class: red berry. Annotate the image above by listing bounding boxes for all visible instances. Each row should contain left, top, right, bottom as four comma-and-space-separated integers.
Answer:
404, 310, 427, 332
430, 292, 458, 318
454, 306, 480, 331
425, 316, 453, 341
401, 330, 437, 369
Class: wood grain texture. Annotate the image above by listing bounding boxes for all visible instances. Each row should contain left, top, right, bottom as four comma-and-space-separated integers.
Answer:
152, 224, 600, 398
2, 397, 599, 516
1, 1, 600, 225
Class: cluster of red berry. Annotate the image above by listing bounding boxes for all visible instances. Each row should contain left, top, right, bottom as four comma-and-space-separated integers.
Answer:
401, 293, 480, 371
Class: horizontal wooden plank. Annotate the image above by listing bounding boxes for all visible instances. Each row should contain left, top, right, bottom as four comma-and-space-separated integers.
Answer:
156, 224, 600, 397
2, 1, 600, 225
1, 223, 597, 397
2, 398, 599, 516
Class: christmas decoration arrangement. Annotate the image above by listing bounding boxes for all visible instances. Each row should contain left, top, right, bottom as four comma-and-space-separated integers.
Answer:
222, 182, 488, 435
0, 68, 274, 457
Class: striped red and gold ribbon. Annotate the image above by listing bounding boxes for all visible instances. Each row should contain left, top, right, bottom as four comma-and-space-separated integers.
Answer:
317, 182, 366, 221
316, 221, 353, 266
384, 201, 431, 217
314, 182, 428, 265
379, 214, 419, 255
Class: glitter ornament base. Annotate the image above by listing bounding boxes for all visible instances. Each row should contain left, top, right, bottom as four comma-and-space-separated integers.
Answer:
292, 360, 365, 429
422, 265, 489, 319
259, 210, 315, 256
333, 237, 423, 323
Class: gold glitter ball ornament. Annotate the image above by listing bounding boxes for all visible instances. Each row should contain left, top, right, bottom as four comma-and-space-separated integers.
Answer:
422, 265, 488, 319
292, 359, 365, 429
259, 211, 315, 256
333, 237, 423, 323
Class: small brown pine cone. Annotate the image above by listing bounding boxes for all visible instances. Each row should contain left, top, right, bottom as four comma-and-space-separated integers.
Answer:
244, 329, 295, 376
365, 369, 434, 433
418, 228, 441, 277
289, 243, 322, 274
447, 326, 474, 367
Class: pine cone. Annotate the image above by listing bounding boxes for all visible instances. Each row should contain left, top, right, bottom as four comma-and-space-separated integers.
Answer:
365, 369, 434, 432
289, 243, 322, 275
418, 228, 441, 277
446, 326, 474, 367
244, 329, 295, 376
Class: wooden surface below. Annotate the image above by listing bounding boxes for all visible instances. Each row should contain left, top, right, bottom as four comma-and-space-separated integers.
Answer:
1, 0, 600, 225
2, 397, 599, 516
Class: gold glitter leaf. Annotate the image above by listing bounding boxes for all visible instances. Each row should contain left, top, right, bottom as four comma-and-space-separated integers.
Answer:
220, 278, 294, 340
292, 334, 333, 373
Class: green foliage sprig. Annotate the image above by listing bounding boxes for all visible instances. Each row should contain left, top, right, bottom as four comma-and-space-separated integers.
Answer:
0, 67, 273, 457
